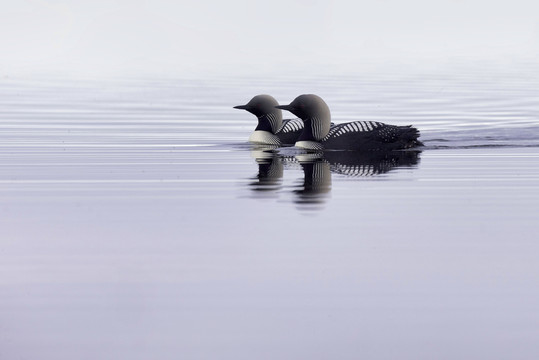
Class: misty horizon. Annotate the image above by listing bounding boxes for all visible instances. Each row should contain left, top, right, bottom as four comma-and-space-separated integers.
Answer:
1, 0, 538, 77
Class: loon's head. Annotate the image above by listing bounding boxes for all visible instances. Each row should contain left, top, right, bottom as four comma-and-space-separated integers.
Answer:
277, 94, 331, 141
234, 94, 283, 134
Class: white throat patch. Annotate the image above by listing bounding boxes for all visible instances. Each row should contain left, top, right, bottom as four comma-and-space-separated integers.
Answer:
295, 140, 324, 150
249, 131, 281, 145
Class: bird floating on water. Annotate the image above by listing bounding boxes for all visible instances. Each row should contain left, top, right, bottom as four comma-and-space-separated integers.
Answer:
234, 95, 303, 146
277, 94, 423, 151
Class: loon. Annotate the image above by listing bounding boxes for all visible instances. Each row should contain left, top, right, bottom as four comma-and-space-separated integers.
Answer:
276, 94, 423, 151
234, 95, 303, 146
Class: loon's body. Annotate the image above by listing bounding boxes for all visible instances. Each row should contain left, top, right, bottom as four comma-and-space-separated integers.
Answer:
234, 95, 303, 146
277, 94, 422, 151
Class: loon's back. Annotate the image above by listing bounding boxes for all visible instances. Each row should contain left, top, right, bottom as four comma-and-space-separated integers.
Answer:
321, 121, 422, 151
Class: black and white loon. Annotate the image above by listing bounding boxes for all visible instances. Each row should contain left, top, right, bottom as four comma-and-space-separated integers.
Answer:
276, 94, 423, 151
234, 95, 303, 146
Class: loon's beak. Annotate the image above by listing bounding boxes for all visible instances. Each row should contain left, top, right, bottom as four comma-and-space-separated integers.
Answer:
275, 104, 293, 111
234, 104, 249, 110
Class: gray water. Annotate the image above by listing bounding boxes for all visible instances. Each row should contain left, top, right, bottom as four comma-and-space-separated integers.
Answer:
1, 66, 539, 359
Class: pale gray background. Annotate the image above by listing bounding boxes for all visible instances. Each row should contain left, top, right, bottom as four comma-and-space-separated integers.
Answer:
1, 0, 538, 77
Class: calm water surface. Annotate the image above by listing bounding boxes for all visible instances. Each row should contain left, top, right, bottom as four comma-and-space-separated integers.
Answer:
1, 67, 539, 359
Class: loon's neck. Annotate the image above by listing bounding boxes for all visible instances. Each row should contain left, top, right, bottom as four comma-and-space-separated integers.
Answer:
255, 113, 282, 134
297, 118, 330, 141
297, 119, 315, 141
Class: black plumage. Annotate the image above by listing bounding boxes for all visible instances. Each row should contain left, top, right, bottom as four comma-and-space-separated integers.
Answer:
322, 121, 422, 151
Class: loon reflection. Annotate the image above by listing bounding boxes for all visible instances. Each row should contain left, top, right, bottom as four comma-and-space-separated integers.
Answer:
324, 150, 421, 177
293, 154, 332, 209
248, 149, 421, 207
248, 149, 284, 194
